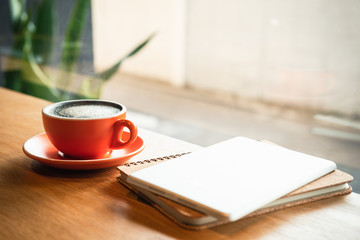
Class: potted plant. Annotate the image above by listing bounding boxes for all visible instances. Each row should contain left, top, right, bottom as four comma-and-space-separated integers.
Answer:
3, 0, 153, 101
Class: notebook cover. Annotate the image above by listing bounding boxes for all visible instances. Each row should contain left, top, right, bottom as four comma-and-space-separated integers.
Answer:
117, 155, 353, 230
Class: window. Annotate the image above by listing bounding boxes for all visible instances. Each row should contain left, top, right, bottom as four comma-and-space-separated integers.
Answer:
1, 0, 359, 192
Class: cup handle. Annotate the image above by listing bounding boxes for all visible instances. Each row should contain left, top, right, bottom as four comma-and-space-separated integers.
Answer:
110, 119, 138, 149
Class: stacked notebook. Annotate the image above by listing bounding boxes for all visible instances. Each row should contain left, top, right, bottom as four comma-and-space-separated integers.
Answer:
117, 137, 353, 230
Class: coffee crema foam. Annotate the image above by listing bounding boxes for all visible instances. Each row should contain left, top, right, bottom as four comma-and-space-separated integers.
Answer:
49, 103, 122, 119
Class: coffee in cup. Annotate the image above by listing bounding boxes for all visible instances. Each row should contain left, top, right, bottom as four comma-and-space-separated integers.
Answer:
42, 99, 138, 159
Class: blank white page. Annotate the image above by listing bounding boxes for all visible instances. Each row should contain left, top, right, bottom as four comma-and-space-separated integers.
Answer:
127, 137, 336, 221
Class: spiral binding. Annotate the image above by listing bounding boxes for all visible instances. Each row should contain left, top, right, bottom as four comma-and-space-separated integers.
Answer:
124, 152, 191, 167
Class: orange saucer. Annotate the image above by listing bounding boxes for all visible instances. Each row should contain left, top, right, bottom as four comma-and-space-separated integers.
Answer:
23, 132, 145, 170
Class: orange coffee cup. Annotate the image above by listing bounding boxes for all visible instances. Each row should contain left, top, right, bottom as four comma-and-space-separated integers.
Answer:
42, 99, 138, 159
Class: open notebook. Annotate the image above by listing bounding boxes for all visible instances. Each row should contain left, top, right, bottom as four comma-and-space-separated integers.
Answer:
118, 137, 353, 229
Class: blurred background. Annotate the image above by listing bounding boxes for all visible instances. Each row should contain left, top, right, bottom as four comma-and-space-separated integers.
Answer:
1, 0, 359, 192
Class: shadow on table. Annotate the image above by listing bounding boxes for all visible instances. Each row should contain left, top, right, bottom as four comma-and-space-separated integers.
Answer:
30, 160, 117, 179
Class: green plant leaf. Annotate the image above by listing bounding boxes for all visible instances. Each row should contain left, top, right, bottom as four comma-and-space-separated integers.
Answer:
22, 21, 60, 99
9, 0, 26, 33
32, 0, 55, 64
56, 0, 90, 97
7, 0, 30, 59
95, 33, 155, 81
60, 0, 90, 72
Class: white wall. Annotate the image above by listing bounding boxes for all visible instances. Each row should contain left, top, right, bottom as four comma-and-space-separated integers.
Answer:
92, 0, 360, 116
186, 0, 360, 115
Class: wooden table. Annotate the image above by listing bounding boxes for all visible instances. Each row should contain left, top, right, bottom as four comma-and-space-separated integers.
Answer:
1, 87, 360, 240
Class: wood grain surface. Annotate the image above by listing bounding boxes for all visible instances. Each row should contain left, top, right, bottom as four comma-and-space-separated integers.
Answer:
0, 87, 359, 240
